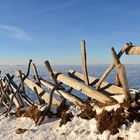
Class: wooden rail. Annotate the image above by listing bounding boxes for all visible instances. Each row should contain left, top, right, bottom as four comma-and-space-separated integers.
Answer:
15, 70, 61, 106
53, 71, 118, 104
125, 46, 140, 55
96, 43, 132, 90
40, 78, 89, 108
68, 69, 124, 95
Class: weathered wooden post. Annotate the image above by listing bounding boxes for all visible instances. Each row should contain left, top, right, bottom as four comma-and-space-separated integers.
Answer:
80, 40, 89, 85
36, 60, 60, 126
96, 43, 132, 90
68, 69, 124, 95
44, 60, 57, 85
33, 87, 44, 105
111, 47, 132, 103
0, 80, 9, 111
32, 63, 44, 104
32, 63, 41, 87
44, 60, 60, 110
115, 73, 121, 87
53, 71, 118, 104
40, 78, 89, 108
2, 76, 22, 108
5, 74, 29, 108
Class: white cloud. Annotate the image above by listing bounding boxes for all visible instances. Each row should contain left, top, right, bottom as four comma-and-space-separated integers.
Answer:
0, 25, 31, 40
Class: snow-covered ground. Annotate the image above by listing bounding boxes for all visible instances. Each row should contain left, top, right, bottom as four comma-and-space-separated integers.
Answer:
1, 106, 140, 140
0, 64, 140, 140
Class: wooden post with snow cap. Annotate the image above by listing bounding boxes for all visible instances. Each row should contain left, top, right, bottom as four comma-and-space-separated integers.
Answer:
81, 40, 89, 85
111, 47, 132, 103
53, 71, 118, 105
96, 43, 132, 90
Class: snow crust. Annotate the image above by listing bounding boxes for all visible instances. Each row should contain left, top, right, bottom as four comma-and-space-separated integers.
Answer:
0, 104, 140, 140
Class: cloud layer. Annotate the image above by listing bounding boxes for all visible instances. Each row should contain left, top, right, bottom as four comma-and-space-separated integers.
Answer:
0, 25, 31, 40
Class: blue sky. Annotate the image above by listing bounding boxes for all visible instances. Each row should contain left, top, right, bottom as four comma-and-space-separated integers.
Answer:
0, 0, 140, 65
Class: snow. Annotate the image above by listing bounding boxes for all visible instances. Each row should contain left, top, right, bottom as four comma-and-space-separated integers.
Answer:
119, 122, 140, 140
0, 114, 59, 140
0, 65, 140, 139
1, 95, 140, 140
1, 108, 140, 140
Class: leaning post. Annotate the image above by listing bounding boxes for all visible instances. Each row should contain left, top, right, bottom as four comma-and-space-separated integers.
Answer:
80, 40, 89, 85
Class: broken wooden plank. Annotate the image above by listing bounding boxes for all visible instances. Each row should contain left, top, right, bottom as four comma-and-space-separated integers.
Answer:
111, 47, 132, 102
53, 71, 118, 105
96, 43, 132, 90
15, 70, 61, 106
40, 78, 89, 108
68, 69, 124, 95
81, 40, 89, 85
125, 46, 140, 55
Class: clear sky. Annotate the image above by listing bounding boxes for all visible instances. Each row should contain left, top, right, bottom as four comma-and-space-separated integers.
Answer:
0, 0, 140, 65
